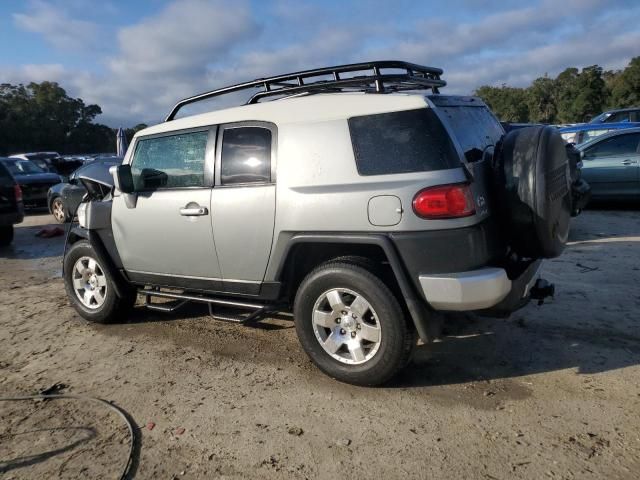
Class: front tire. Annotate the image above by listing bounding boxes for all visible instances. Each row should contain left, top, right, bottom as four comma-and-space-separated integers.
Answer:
63, 240, 136, 323
294, 260, 415, 386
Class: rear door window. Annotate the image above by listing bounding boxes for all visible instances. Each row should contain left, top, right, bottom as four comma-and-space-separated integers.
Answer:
220, 127, 272, 185
348, 108, 459, 176
131, 131, 208, 190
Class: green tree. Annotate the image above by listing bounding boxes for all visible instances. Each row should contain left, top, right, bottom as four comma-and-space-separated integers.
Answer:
527, 76, 557, 123
609, 57, 640, 108
475, 85, 530, 122
0, 81, 140, 155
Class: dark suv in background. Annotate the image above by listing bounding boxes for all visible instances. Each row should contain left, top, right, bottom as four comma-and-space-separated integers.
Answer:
0, 160, 24, 246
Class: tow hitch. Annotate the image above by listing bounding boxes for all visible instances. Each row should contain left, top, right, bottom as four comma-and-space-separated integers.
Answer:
530, 279, 555, 305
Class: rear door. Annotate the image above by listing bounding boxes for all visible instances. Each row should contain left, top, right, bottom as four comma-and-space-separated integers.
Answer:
112, 127, 223, 289
211, 122, 276, 294
581, 132, 640, 198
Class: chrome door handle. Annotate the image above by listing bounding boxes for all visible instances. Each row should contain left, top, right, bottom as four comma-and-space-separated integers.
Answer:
179, 206, 208, 216
622, 159, 638, 165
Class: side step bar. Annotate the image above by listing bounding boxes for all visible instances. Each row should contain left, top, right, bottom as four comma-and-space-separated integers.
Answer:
141, 288, 277, 323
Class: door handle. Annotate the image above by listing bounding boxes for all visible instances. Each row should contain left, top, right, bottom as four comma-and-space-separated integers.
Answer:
622, 159, 638, 165
179, 205, 208, 216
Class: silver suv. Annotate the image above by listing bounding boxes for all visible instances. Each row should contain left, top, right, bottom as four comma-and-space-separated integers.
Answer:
63, 62, 573, 386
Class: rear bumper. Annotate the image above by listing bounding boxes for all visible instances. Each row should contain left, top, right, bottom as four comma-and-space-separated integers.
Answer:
419, 260, 542, 312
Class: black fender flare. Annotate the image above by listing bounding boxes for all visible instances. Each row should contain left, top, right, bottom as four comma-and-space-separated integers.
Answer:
275, 233, 436, 343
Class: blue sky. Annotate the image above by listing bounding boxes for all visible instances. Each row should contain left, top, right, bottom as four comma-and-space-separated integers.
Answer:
1, 0, 639, 126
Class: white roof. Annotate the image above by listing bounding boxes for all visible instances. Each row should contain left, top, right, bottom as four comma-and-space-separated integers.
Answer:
137, 92, 430, 138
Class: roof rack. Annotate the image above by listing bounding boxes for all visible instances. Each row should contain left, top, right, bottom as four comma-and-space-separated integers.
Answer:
165, 60, 445, 121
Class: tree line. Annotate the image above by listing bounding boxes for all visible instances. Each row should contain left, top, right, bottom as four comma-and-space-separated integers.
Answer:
475, 57, 640, 124
0, 81, 146, 156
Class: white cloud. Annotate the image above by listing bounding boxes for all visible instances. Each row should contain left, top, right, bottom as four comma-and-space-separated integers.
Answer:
5, 0, 640, 126
13, 0, 98, 51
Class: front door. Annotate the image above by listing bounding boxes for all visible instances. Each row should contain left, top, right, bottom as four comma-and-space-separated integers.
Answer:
112, 128, 223, 290
211, 123, 277, 295
582, 132, 640, 198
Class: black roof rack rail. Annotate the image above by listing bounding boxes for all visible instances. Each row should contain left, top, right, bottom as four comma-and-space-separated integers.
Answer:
165, 60, 445, 121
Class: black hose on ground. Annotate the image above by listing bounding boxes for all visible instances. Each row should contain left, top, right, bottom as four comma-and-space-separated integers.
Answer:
0, 394, 137, 480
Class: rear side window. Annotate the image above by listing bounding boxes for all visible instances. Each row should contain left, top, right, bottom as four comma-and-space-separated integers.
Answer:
348, 109, 459, 176
131, 131, 208, 190
220, 127, 272, 185
437, 106, 504, 162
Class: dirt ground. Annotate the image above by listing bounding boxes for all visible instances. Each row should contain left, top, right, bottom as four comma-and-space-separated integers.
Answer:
1, 208, 639, 479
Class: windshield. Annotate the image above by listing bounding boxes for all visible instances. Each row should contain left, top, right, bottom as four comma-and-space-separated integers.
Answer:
589, 112, 610, 124
3, 159, 45, 175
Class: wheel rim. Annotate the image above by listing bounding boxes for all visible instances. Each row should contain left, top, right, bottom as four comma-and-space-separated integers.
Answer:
52, 199, 65, 222
72, 256, 107, 309
312, 288, 382, 365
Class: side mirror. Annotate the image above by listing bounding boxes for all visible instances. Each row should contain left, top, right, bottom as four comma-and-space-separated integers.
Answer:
111, 164, 135, 193
140, 168, 168, 189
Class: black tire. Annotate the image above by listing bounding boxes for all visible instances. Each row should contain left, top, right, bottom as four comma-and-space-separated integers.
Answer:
63, 240, 136, 323
0, 225, 14, 246
494, 125, 572, 258
50, 196, 68, 223
294, 260, 415, 386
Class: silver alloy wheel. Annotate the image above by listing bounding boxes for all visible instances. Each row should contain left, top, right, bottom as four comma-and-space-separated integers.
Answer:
52, 198, 65, 222
312, 288, 382, 365
72, 256, 108, 309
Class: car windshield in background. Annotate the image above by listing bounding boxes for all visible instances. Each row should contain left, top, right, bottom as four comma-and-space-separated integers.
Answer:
3, 159, 45, 174
26, 153, 60, 161
589, 112, 610, 123
436, 105, 504, 162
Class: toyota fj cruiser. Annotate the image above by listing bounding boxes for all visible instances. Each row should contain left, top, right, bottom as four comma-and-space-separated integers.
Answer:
63, 61, 576, 386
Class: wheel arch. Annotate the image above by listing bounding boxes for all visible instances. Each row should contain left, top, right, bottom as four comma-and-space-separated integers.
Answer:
273, 234, 434, 342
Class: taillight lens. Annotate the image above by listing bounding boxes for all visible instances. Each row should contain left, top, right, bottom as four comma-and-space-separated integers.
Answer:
14, 184, 23, 202
412, 183, 475, 219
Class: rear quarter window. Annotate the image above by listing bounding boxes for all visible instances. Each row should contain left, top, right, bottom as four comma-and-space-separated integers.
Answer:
348, 108, 460, 176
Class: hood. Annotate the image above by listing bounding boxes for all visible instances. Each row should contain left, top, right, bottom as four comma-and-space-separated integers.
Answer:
13, 172, 62, 184
75, 161, 117, 186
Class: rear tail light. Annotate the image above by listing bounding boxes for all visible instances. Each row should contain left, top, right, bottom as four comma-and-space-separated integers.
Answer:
14, 184, 23, 202
412, 183, 475, 219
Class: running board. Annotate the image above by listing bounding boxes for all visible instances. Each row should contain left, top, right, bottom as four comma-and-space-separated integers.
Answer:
141, 289, 275, 323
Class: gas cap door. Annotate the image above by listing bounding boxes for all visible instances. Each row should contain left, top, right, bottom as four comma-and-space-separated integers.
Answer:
368, 195, 402, 226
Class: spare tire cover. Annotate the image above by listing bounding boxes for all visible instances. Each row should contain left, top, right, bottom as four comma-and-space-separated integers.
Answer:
495, 126, 571, 259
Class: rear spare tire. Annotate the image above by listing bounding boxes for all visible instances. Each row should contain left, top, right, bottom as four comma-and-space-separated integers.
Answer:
494, 125, 572, 259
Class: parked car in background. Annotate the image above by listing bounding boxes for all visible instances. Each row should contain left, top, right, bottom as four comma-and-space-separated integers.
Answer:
10, 152, 83, 178
558, 122, 640, 145
577, 127, 640, 201
589, 107, 640, 124
48, 156, 123, 222
0, 157, 63, 208
0, 160, 24, 246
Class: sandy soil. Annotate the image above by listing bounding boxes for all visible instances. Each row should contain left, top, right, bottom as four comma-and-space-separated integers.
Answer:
1, 208, 639, 479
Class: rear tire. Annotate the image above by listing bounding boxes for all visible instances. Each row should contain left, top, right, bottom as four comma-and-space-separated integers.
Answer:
63, 240, 136, 323
0, 226, 14, 246
294, 260, 415, 386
